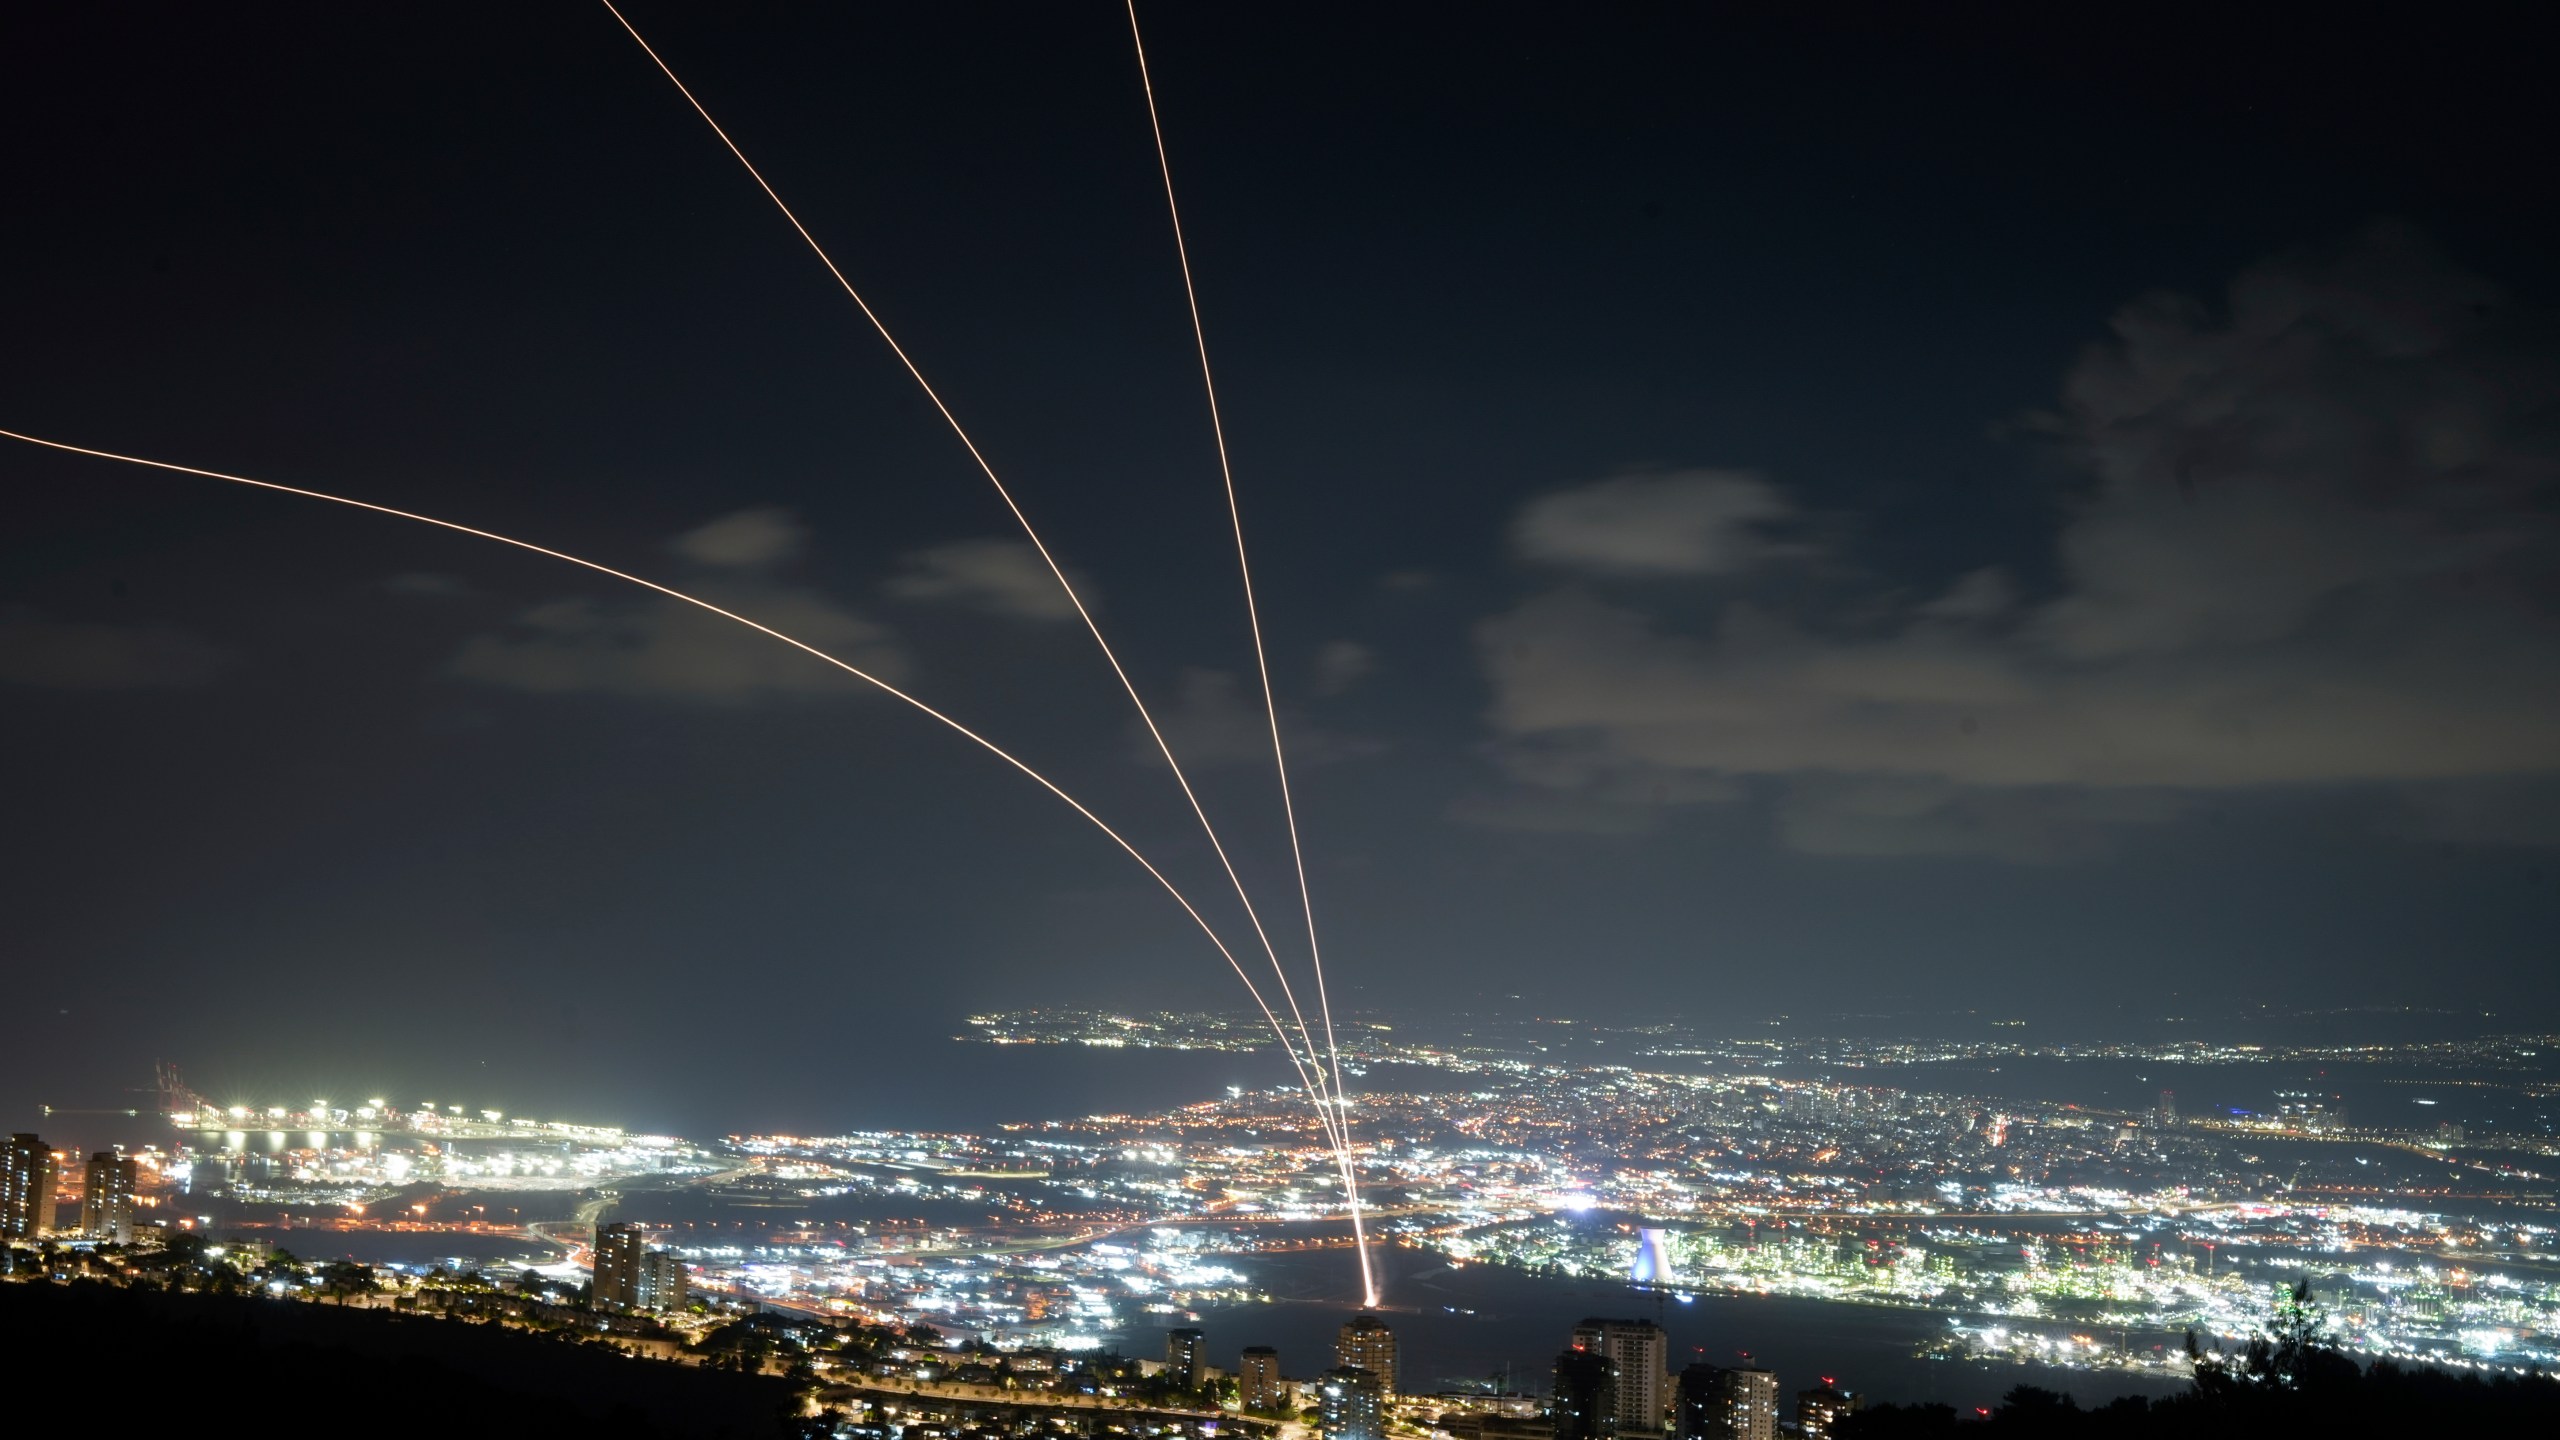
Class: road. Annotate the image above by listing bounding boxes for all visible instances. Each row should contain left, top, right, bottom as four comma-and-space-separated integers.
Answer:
818, 1373, 1293, 1439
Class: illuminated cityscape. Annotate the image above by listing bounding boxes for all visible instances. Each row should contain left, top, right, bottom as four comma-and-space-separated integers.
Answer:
9, 1005, 2560, 1435
7, 4, 2558, 1438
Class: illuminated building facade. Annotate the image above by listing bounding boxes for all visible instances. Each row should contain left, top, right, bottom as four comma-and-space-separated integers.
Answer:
595, 1220, 643, 1305
1166, 1327, 1204, 1386
1240, 1345, 1283, 1410
1720, 1370, 1777, 1440
4, 1134, 57, 1239
1553, 1348, 1619, 1440
2273, 1092, 2348, 1133
1337, 1311, 1398, 1393
1320, 1365, 1386, 1440
641, 1250, 689, 1311
1674, 1365, 1776, 1440
1571, 1318, 1667, 1434
1795, 1385, 1861, 1440
79, 1151, 135, 1243
593, 1220, 688, 1312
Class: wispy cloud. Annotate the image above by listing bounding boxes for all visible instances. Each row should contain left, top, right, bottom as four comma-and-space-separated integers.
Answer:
668, 505, 807, 570
1313, 640, 1377, 696
450, 507, 905, 701
1513, 469, 1803, 576
885, 538, 1081, 621
1136, 668, 1385, 770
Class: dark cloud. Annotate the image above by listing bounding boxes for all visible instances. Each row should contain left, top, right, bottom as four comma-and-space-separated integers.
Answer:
1450, 738, 1741, 836
1473, 226, 2560, 855
0, 606, 228, 689
1913, 568, 2016, 623
449, 591, 906, 701
885, 538, 1082, 621
2029, 221, 2549, 662
2395, 778, 2560, 849
1772, 779, 2183, 865
1446, 787, 1673, 837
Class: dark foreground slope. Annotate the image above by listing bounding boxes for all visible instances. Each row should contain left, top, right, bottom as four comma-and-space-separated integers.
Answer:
0, 1282, 803, 1438
1840, 1363, 2560, 1439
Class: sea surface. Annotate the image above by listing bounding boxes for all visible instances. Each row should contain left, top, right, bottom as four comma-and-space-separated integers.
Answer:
1189, 1248, 2192, 1414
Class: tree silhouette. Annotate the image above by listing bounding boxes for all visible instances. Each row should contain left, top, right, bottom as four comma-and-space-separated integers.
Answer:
319, 1260, 380, 1305
2187, 1279, 2357, 1398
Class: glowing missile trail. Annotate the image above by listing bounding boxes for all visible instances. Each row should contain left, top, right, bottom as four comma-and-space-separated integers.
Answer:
593, 0, 1354, 1158
0, 426, 1349, 1124
1125, 1, 1374, 1306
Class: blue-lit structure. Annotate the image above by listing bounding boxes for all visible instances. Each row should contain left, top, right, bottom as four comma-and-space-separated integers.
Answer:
1631, 1227, 1676, 1285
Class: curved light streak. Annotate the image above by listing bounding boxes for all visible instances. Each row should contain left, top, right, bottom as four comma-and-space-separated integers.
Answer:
593, 0, 1353, 1161
0, 426, 1345, 1121
1124, 0, 1374, 1307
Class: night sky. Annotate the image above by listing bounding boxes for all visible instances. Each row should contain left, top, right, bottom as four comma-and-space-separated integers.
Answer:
6, 5, 2555, 1137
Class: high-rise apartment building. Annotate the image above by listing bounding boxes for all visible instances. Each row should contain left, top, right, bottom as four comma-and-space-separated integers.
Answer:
641, 1249, 689, 1312
1674, 1365, 1722, 1440
2157, 1090, 2178, 1127
1319, 1365, 1386, 1440
4, 1134, 58, 1239
80, 1151, 136, 1243
595, 1220, 644, 1305
1571, 1318, 1668, 1433
1337, 1311, 1398, 1393
1240, 1346, 1284, 1410
1795, 1386, 1861, 1440
1674, 1365, 1776, 1440
1719, 1370, 1778, 1440
1166, 1327, 1205, 1387
594, 1220, 688, 1312
1553, 1347, 1620, 1440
